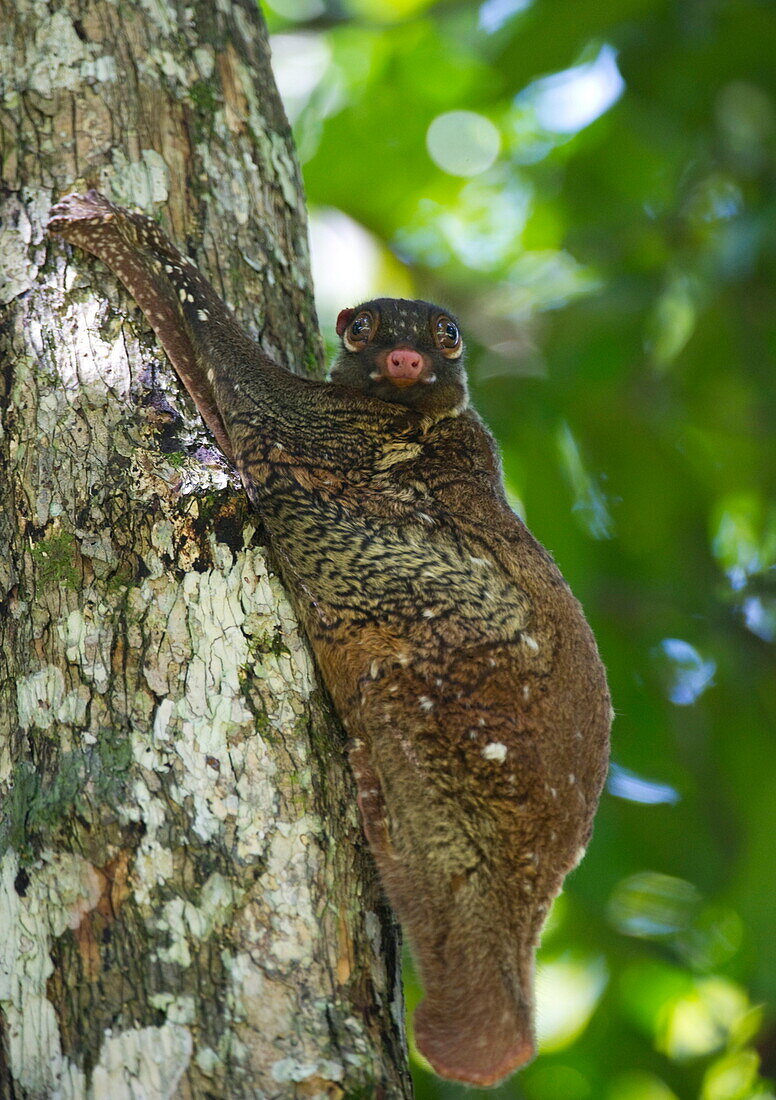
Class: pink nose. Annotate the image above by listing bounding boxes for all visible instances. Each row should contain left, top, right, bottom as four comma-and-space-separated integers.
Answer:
386, 348, 423, 380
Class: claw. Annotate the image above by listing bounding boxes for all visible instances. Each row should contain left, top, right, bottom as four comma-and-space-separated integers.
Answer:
46, 190, 117, 237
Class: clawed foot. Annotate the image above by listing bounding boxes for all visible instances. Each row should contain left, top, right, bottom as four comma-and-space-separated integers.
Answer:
48, 188, 179, 268
47, 189, 121, 247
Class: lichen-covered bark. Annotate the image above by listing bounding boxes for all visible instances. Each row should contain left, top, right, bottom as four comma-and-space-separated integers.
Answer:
0, 1, 411, 1096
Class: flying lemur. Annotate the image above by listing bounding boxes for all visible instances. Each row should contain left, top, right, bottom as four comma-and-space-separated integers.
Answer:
48, 190, 611, 1088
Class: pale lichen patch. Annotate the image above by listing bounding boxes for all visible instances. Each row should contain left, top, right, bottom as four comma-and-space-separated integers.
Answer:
26, 10, 87, 97
88, 1023, 193, 1098
233, 742, 281, 860
122, 782, 175, 906
16, 665, 66, 730
77, 529, 117, 568
195, 1045, 220, 1074
156, 873, 240, 967
0, 849, 104, 1095
150, 518, 176, 556
145, 47, 191, 87
108, 149, 171, 209
193, 45, 215, 78
149, 993, 196, 1025
50, 294, 133, 405
135, 0, 182, 36
81, 52, 117, 83
123, 544, 317, 860
0, 196, 36, 303
271, 1056, 345, 1084
59, 607, 113, 693
261, 817, 321, 965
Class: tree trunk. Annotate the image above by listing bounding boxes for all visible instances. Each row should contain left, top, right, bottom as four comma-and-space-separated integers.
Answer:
0, 1, 412, 1096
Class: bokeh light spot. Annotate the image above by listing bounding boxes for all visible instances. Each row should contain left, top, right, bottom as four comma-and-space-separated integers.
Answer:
426, 111, 501, 177
557, 421, 614, 539
536, 954, 607, 1051
309, 208, 414, 342
647, 275, 698, 368
269, 34, 331, 123
656, 638, 716, 706
522, 45, 624, 134
478, 0, 532, 34
607, 763, 680, 805
659, 977, 753, 1061
674, 905, 743, 971
609, 872, 700, 939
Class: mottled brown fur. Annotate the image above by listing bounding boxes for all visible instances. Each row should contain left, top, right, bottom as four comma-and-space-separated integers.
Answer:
48, 191, 611, 1087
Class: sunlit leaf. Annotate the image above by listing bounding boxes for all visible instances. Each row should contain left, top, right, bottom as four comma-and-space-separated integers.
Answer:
606, 1070, 679, 1100
702, 1050, 761, 1100
658, 977, 754, 1061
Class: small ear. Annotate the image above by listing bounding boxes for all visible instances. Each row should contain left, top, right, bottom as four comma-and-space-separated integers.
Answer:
336, 308, 356, 337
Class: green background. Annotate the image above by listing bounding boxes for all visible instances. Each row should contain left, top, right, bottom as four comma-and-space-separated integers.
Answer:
264, 0, 776, 1095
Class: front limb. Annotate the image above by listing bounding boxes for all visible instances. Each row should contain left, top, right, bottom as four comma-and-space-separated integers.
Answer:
48, 191, 247, 461
47, 191, 400, 481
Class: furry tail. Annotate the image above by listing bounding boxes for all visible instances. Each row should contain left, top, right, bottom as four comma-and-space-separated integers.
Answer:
412, 923, 536, 1087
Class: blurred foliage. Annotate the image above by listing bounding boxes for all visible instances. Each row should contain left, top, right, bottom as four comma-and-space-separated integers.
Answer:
263, 0, 776, 1095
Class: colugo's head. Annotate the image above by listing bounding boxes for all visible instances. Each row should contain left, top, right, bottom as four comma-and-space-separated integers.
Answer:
330, 298, 468, 417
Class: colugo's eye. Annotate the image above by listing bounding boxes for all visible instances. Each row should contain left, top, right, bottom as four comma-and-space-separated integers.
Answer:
349, 311, 374, 342
435, 316, 461, 354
